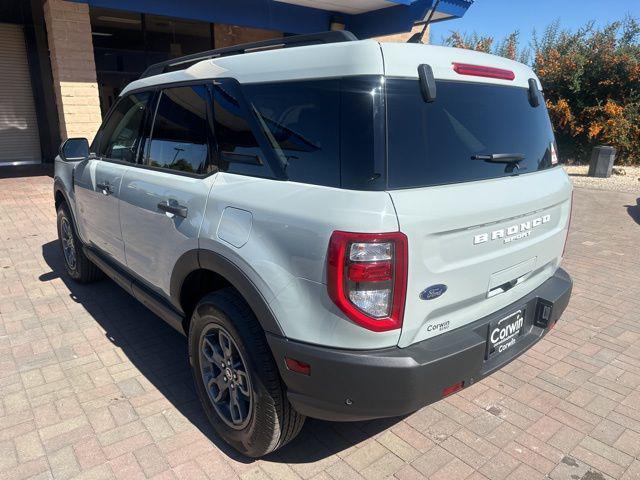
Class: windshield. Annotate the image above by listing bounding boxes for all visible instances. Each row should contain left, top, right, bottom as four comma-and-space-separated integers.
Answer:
386, 79, 556, 189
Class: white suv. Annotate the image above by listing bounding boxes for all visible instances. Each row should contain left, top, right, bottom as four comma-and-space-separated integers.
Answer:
54, 31, 573, 457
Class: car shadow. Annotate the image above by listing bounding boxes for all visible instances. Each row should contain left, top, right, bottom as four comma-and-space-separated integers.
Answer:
626, 198, 640, 225
40, 240, 402, 465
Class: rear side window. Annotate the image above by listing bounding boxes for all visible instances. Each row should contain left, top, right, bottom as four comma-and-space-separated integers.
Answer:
243, 80, 340, 187
97, 92, 150, 162
386, 80, 556, 189
242, 77, 385, 189
146, 85, 210, 174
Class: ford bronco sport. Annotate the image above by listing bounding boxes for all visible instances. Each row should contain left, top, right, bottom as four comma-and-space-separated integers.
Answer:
54, 31, 573, 457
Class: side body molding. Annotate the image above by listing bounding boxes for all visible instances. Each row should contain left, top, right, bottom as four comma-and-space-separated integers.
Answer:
170, 249, 284, 336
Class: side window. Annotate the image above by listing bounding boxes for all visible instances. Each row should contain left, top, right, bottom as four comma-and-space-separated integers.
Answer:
243, 79, 340, 187
211, 80, 266, 177
146, 85, 211, 174
97, 92, 150, 162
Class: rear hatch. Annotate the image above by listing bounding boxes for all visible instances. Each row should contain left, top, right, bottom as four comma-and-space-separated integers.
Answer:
381, 44, 572, 347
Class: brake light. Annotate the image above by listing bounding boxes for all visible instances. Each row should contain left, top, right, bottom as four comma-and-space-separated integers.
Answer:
327, 231, 408, 332
348, 262, 392, 282
453, 62, 515, 80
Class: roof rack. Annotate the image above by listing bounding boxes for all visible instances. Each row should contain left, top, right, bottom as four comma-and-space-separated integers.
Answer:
139, 30, 358, 79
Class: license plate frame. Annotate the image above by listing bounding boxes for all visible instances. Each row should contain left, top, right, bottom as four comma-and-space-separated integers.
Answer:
487, 309, 525, 359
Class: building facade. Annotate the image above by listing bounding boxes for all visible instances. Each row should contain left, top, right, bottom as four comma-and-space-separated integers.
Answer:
0, 0, 471, 167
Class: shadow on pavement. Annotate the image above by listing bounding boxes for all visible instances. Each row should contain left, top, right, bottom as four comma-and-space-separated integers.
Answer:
0, 164, 53, 179
40, 240, 401, 465
626, 198, 640, 225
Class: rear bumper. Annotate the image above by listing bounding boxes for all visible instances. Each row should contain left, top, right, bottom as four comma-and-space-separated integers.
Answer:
267, 268, 572, 421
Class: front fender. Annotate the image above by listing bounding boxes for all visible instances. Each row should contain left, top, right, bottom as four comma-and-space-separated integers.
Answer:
54, 157, 88, 243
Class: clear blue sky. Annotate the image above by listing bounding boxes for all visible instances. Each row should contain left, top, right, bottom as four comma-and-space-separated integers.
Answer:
430, 0, 640, 48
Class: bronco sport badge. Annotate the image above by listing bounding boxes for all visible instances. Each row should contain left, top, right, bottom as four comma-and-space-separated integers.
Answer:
473, 214, 551, 245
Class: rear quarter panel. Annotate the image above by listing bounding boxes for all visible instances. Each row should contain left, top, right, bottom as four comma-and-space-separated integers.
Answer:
200, 173, 401, 349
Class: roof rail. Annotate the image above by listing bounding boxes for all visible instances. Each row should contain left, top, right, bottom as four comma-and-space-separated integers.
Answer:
139, 30, 358, 79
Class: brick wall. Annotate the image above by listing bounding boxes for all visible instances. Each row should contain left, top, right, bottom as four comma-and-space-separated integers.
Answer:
376, 24, 429, 43
43, 0, 102, 142
214, 24, 281, 48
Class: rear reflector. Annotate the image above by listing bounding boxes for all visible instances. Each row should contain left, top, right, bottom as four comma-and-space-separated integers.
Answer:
453, 62, 515, 81
442, 381, 464, 398
285, 357, 311, 375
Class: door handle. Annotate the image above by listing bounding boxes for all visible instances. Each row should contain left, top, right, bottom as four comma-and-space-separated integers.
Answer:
96, 181, 112, 195
157, 200, 188, 218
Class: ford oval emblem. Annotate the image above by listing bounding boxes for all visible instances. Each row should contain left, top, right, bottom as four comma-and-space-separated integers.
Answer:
420, 284, 447, 300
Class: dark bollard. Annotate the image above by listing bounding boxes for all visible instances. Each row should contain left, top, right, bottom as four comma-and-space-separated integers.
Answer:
588, 146, 616, 178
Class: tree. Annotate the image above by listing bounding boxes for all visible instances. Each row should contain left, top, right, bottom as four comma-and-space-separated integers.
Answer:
443, 31, 530, 64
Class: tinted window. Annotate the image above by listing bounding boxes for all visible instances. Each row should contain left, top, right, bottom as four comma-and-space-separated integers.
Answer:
339, 77, 385, 190
147, 85, 210, 174
211, 80, 266, 177
387, 80, 555, 189
244, 80, 341, 187
240, 77, 384, 189
97, 92, 150, 162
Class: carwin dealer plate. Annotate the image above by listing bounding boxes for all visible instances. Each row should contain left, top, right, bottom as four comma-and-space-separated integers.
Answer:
487, 309, 525, 358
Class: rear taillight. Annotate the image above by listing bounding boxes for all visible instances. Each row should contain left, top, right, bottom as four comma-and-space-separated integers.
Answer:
453, 62, 515, 80
562, 191, 574, 258
327, 231, 408, 332
550, 141, 559, 165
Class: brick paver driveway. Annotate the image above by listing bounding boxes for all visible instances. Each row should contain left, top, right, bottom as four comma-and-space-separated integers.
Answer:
1, 169, 639, 480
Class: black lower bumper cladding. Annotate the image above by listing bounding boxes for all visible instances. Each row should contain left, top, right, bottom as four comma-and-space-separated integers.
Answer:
267, 268, 572, 421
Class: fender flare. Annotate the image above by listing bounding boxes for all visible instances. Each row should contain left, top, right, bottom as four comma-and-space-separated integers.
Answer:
170, 249, 284, 336
53, 178, 81, 234
53, 178, 70, 209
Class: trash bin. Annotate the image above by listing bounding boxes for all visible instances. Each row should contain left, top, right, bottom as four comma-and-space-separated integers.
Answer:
588, 146, 616, 178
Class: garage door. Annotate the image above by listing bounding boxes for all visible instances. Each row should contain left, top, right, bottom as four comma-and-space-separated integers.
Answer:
0, 23, 41, 164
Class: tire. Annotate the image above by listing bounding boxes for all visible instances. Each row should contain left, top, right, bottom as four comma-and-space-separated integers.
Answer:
188, 288, 305, 457
56, 204, 102, 283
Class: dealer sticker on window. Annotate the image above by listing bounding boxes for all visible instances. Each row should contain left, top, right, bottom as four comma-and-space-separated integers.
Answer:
488, 309, 525, 357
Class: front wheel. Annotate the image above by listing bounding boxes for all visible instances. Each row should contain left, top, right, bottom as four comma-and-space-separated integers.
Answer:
56, 204, 102, 283
188, 289, 305, 457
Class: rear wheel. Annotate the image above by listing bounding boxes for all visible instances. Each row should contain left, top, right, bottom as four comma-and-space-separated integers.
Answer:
188, 288, 305, 457
56, 204, 102, 283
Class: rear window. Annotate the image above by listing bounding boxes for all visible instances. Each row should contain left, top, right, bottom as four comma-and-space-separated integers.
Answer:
386, 79, 556, 189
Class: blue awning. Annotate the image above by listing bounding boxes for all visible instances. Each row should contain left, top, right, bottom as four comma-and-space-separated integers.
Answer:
74, 0, 473, 38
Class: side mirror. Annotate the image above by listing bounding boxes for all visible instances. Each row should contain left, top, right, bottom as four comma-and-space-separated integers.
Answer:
60, 137, 89, 161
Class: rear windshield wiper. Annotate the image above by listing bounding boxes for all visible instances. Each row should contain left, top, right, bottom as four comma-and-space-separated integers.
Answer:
471, 153, 525, 164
